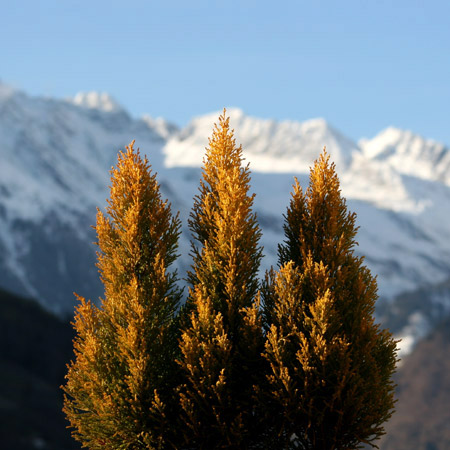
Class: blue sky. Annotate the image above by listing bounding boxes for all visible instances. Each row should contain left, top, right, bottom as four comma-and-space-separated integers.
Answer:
1, 0, 449, 144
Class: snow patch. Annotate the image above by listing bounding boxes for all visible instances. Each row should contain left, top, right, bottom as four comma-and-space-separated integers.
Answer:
360, 127, 450, 185
163, 109, 358, 172
141, 115, 179, 140
396, 312, 431, 360
71, 91, 123, 113
0, 81, 16, 100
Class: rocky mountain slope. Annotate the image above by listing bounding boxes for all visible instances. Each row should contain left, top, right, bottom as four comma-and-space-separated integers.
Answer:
1, 83, 450, 356
380, 315, 450, 449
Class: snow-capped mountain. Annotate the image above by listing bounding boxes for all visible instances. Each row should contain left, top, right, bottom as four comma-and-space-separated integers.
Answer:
360, 127, 450, 185
0, 83, 176, 315
164, 109, 450, 300
164, 108, 356, 172
1, 83, 450, 355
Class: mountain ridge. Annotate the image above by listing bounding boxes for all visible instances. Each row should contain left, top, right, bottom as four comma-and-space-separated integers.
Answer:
1, 84, 450, 356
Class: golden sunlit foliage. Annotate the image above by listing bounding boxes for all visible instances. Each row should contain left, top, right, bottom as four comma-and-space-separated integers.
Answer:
62, 117, 397, 450
62, 142, 181, 449
263, 150, 398, 449
177, 111, 265, 448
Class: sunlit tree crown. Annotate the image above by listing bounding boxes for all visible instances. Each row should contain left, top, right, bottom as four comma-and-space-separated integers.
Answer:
63, 141, 181, 449
264, 148, 398, 450
178, 111, 264, 448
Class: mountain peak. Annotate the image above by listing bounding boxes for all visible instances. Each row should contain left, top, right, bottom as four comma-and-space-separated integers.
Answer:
0, 81, 17, 100
141, 115, 179, 140
300, 117, 329, 130
361, 126, 414, 159
71, 91, 124, 113
164, 110, 358, 172
360, 126, 450, 185
361, 126, 446, 158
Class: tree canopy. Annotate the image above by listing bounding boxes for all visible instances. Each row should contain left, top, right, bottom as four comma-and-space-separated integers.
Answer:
263, 150, 398, 449
63, 120, 397, 450
62, 141, 181, 449
177, 111, 264, 448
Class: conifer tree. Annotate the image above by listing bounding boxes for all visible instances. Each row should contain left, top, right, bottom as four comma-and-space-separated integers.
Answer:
263, 149, 398, 449
178, 111, 264, 448
62, 141, 182, 449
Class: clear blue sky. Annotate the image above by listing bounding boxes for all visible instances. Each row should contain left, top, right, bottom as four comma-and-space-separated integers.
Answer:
1, 0, 449, 144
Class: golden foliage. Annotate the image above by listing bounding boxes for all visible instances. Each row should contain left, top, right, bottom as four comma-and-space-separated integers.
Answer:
178, 110, 264, 448
264, 149, 398, 449
62, 120, 397, 450
62, 141, 181, 449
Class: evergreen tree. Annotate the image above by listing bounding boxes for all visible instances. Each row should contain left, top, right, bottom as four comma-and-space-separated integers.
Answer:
263, 149, 398, 449
178, 111, 264, 448
62, 141, 182, 449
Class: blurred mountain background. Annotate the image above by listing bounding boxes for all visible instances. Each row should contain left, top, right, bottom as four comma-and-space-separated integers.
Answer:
1, 84, 450, 449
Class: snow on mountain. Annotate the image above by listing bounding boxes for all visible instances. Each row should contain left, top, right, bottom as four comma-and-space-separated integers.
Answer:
161, 108, 450, 356
0, 83, 177, 314
164, 108, 358, 173
1, 84, 450, 356
141, 115, 179, 140
377, 273, 450, 359
360, 127, 450, 185
163, 110, 450, 303
71, 91, 124, 113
